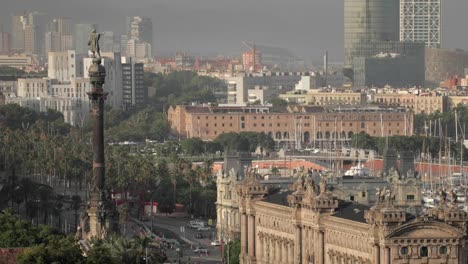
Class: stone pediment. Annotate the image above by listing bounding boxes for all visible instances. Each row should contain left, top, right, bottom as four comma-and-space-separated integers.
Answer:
387, 221, 463, 239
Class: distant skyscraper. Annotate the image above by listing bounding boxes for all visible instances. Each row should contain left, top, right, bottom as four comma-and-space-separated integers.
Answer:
400, 0, 441, 48
45, 31, 61, 54
74, 24, 97, 55
127, 16, 153, 55
344, 0, 400, 72
120, 35, 128, 56
46, 18, 74, 52
11, 14, 27, 51
56, 18, 73, 35
121, 57, 146, 109
28, 12, 48, 56
24, 24, 37, 55
100, 31, 114, 52
0, 31, 9, 54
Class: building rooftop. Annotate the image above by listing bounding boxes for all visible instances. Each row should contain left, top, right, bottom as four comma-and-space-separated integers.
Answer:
263, 189, 293, 206
331, 202, 371, 223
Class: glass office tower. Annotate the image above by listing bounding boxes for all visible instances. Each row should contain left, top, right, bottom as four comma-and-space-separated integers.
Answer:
344, 0, 400, 72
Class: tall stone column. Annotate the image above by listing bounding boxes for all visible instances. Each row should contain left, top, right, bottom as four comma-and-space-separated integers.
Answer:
248, 214, 255, 258
281, 240, 287, 264
288, 241, 294, 264
257, 235, 263, 262
385, 247, 391, 264
295, 225, 302, 264
373, 244, 380, 264
240, 212, 248, 258
318, 231, 324, 264
80, 53, 118, 241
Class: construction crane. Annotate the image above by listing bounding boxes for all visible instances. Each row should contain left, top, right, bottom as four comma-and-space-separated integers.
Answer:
242, 41, 257, 72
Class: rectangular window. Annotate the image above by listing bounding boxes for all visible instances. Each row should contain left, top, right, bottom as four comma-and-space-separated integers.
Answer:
407, 195, 415, 201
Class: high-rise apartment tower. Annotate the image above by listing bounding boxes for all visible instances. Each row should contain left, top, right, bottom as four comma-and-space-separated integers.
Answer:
400, 0, 441, 48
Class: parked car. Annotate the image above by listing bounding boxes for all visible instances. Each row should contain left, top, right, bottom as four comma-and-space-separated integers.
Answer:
197, 226, 210, 231
193, 247, 208, 254
210, 240, 221, 246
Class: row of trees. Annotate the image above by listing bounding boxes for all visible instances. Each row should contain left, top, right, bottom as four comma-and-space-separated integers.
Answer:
0, 209, 166, 264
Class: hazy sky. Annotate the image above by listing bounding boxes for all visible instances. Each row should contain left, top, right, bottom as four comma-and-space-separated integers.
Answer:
2, 0, 467, 63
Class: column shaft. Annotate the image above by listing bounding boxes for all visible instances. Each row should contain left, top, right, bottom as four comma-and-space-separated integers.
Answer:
248, 214, 255, 257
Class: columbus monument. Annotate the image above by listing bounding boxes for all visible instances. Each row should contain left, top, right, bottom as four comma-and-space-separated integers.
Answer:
77, 30, 119, 241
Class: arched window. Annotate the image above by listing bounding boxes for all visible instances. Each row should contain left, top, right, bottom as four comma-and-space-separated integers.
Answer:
304, 132, 310, 143
419, 246, 428, 257
348, 131, 354, 139
276, 132, 282, 139
316, 132, 323, 139
284, 132, 289, 139
325, 131, 331, 139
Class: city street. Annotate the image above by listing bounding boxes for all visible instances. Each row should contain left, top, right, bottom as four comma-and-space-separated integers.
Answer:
142, 215, 222, 264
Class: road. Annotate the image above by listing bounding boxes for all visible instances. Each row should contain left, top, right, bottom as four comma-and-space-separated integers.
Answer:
141, 215, 222, 264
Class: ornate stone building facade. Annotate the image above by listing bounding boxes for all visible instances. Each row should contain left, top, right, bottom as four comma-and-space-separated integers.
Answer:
237, 173, 468, 264
216, 152, 252, 241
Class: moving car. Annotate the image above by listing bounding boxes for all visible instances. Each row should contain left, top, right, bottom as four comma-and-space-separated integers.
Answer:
193, 247, 208, 253
210, 240, 221, 246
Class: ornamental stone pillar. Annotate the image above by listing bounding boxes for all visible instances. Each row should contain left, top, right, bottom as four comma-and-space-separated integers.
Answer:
318, 231, 324, 264
240, 212, 248, 259
248, 214, 255, 258
281, 240, 288, 264
289, 241, 295, 264
373, 244, 380, 264
257, 234, 263, 262
295, 225, 302, 264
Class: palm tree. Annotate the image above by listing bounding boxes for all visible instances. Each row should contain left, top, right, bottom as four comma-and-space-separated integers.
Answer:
71, 195, 82, 231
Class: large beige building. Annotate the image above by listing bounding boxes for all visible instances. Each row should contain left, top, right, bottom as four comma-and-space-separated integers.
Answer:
236, 172, 468, 264
168, 105, 414, 143
280, 91, 365, 106
371, 92, 448, 114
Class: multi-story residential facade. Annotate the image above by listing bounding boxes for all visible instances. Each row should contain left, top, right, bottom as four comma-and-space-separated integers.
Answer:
168, 105, 414, 143
0, 54, 34, 68
48, 50, 83, 82
9, 77, 91, 125
372, 92, 448, 114
122, 57, 146, 109
16, 78, 49, 98
0, 80, 17, 104
400, 0, 441, 49
280, 91, 365, 106
224, 73, 303, 105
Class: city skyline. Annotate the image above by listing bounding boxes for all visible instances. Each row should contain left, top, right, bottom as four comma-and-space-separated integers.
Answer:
1, 0, 468, 63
